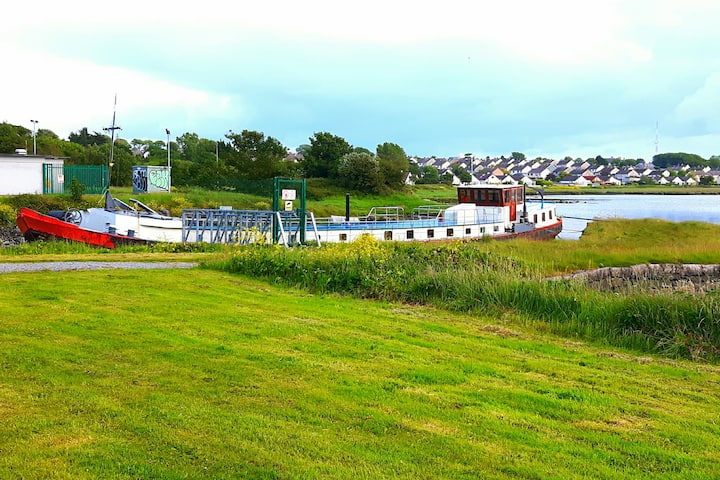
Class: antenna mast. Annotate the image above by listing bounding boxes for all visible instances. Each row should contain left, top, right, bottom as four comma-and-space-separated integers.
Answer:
103, 94, 122, 186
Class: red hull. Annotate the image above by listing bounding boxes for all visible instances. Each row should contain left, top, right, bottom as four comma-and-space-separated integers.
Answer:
496, 218, 564, 241
16, 208, 148, 249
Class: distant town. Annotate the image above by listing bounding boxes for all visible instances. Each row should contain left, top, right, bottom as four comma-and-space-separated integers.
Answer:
407, 152, 720, 187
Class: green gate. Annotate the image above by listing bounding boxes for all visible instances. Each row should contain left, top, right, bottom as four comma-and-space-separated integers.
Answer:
43, 165, 108, 194
272, 178, 307, 244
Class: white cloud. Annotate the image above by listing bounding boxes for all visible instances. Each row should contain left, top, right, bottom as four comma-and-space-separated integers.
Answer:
0, 43, 241, 139
674, 73, 720, 132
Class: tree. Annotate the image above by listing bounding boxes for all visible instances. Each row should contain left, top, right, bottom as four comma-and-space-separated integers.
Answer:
0, 122, 30, 153
302, 132, 352, 178
376, 142, 409, 190
225, 130, 287, 180
415, 166, 441, 184
68, 127, 110, 146
653, 152, 707, 169
450, 164, 472, 184
337, 152, 382, 193
699, 175, 716, 186
511, 152, 526, 162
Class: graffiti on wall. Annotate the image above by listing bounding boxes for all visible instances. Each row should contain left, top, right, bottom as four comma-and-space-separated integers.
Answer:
133, 166, 171, 193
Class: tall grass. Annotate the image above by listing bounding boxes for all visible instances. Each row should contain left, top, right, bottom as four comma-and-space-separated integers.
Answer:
206, 225, 720, 362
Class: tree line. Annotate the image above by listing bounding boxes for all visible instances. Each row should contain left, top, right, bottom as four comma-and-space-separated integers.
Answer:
0, 122, 410, 194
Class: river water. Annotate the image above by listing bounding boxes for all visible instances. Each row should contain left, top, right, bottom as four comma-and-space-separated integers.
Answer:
545, 194, 720, 240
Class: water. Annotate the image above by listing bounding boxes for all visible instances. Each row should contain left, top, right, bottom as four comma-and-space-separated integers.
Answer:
547, 194, 720, 239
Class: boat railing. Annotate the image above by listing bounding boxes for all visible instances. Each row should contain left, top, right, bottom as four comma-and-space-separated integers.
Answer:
364, 206, 405, 222
412, 205, 445, 220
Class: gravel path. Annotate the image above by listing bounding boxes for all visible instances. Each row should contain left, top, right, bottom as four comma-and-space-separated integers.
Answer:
0, 262, 199, 273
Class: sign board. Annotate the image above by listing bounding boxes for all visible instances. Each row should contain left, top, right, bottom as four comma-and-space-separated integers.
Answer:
284, 200, 293, 211
281, 189, 296, 201
58, 174, 65, 184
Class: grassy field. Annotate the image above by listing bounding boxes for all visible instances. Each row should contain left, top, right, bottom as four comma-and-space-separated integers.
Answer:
1, 267, 719, 479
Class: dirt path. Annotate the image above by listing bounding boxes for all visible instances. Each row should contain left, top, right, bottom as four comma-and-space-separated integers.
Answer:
0, 262, 199, 273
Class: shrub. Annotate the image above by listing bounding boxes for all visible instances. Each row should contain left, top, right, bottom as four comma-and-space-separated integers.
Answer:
0, 204, 17, 226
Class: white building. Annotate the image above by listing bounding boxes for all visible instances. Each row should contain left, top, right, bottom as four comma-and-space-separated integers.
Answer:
0, 153, 64, 195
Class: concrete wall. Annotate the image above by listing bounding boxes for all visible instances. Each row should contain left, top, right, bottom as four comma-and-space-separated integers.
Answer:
0, 154, 64, 195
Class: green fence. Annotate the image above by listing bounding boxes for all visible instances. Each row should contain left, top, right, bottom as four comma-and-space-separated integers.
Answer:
43, 165, 108, 194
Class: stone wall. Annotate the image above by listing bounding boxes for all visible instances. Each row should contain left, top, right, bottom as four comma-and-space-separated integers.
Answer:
553, 264, 720, 294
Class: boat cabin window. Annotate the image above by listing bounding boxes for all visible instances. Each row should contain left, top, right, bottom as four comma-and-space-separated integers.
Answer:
542, 212, 546, 222
427, 229, 435, 238
447, 228, 454, 237
406, 230, 414, 240
340, 233, 347, 242
533, 214, 538, 223
465, 228, 471, 235
549, 211, 553, 219
384, 231, 392, 241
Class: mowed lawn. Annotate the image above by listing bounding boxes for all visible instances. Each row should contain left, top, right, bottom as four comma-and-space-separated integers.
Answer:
0, 267, 719, 479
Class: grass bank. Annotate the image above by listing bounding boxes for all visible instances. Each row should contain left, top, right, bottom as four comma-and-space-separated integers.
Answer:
207, 220, 720, 361
1, 268, 719, 479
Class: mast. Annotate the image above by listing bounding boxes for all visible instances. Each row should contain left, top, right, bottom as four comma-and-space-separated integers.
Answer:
103, 94, 122, 187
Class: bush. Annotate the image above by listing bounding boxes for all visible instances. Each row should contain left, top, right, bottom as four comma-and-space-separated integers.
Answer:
0, 204, 16, 226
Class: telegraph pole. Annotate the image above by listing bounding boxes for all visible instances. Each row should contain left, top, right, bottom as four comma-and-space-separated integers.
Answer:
102, 95, 121, 188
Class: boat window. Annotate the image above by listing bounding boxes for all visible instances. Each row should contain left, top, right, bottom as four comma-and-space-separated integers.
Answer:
480, 227, 485, 234
494, 225, 499, 232
340, 233, 347, 242
534, 214, 538, 223
427, 229, 434, 238
542, 212, 546, 222
549, 211, 553, 219
406, 230, 414, 240
504, 190, 510, 203
384, 231, 392, 240
447, 228, 454, 237
465, 228, 471, 235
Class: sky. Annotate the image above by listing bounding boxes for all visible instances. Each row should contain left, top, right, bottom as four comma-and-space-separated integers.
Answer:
2, 0, 720, 161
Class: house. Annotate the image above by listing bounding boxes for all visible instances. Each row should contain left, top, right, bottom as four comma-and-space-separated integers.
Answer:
476, 173, 502, 184
559, 174, 591, 187
597, 175, 622, 186
0, 153, 65, 195
511, 173, 535, 186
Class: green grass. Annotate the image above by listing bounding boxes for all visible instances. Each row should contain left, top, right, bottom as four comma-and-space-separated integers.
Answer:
1, 268, 719, 479
206, 220, 720, 361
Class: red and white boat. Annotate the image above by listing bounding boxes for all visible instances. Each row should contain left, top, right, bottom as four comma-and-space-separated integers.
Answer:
16, 184, 562, 248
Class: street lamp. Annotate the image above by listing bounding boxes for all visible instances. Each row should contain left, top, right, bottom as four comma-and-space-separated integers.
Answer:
165, 128, 172, 191
30, 119, 38, 155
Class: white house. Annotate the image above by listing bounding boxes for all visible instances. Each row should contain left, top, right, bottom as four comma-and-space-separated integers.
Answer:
0, 153, 65, 195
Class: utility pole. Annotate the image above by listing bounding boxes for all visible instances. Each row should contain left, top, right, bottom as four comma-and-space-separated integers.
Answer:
102, 95, 121, 188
